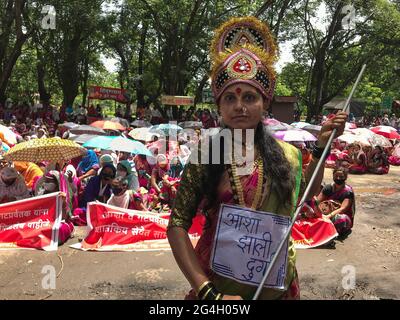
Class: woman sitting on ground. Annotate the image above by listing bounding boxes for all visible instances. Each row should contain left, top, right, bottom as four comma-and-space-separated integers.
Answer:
77, 150, 100, 183
347, 143, 367, 174
367, 146, 390, 174
316, 167, 355, 237
107, 176, 148, 211
35, 171, 75, 245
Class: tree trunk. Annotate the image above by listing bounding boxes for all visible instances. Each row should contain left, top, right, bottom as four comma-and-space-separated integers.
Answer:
36, 49, 51, 104
0, 0, 29, 104
60, 33, 81, 108
136, 21, 148, 108
81, 55, 90, 107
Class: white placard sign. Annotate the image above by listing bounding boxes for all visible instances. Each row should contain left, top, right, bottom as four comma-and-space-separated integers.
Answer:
210, 204, 290, 290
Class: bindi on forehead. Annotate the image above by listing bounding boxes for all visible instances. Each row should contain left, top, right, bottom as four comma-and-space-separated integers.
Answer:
235, 87, 242, 95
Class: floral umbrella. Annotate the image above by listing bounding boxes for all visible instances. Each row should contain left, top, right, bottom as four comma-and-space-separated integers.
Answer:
336, 134, 370, 146
370, 125, 400, 139
4, 138, 87, 163
368, 133, 392, 148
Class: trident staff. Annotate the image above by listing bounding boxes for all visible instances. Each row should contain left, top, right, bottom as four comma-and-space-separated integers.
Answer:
253, 64, 367, 300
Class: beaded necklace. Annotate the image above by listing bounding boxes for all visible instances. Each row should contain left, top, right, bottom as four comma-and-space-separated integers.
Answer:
227, 152, 265, 210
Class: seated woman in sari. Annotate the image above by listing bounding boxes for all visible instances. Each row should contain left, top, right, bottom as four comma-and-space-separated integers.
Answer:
13, 161, 43, 192
388, 143, 400, 166
0, 167, 30, 203
292, 197, 338, 248
317, 167, 354, 236
367, 146, 390, 174
77, 150, 100, 183
150, 154, 178, 205
107, 177, 148, 211
64, 165, 82, 211
134, 154, 152, 189
35, 171, 74, 245
169, 156, 184, 179
73, 163, 116, 225
116, 160, 139, 191
347, 143, 367, 174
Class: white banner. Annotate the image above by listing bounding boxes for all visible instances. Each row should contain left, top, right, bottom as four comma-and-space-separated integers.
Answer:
210, 204, 290, 290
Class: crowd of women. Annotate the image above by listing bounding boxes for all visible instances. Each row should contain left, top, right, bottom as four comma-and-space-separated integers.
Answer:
0, 125, 194, 246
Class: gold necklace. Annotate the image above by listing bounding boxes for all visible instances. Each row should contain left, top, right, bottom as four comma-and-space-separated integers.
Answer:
230, 156, 264, 210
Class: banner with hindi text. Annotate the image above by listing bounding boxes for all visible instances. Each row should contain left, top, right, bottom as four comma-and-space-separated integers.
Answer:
70, 202, 204, 251
0, 193, 62, 251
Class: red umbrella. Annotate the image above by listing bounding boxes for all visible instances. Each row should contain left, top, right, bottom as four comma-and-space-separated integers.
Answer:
370, 126, 400, 139
90, 120, 126, 131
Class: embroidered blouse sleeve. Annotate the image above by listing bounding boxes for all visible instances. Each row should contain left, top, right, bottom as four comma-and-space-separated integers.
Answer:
168, 162, 207, 232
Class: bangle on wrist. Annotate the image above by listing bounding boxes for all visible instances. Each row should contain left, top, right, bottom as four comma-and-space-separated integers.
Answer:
196, 280, 211, 295
197, 281, 221, 300
311, 142, 330, 160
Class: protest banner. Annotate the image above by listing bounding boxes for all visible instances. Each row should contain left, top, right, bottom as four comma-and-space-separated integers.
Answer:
210, 204, 290, 290
70, 202, 204, 251
0, 192, 62, 251
292, 218, 338, 249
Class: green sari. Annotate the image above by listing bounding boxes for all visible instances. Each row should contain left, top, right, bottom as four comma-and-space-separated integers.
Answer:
168, 140, 304, 300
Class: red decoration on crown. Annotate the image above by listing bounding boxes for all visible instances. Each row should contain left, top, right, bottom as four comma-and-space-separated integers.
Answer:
233, 57, 252, 74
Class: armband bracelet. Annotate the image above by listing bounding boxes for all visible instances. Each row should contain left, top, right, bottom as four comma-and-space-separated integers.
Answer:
197, 282, 220, 300
311, 142, 331, 160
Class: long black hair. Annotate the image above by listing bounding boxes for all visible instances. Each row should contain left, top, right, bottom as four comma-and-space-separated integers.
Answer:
203, 121, 295, 214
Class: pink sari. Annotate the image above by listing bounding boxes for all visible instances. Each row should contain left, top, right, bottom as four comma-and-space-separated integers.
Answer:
186, 166, 300, 300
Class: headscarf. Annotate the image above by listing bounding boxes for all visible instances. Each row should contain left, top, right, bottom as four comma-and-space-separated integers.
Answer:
117, 160, 134, 188
154, 154, 170, 179
100, 154, 114, 167
169, 156, 184, 178
45, 170, 73, 217
1, 167, 18, 180
77, 150, 99, 174
13, 161, 43, 189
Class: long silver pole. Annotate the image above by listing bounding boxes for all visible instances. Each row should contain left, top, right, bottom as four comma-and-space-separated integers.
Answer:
252, 64, 367, 300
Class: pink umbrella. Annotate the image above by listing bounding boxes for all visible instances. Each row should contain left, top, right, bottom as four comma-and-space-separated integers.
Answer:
370, 126, 400, 139
273, 129, 317, 142
263, 118, 281, 126
263, 118, 293, 131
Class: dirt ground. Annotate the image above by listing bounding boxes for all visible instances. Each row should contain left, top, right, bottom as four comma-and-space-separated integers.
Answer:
0, 167, 399, 300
